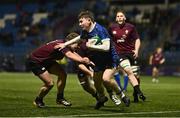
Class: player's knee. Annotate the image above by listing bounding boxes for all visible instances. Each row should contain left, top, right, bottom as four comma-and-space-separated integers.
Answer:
46, 81, 54, 89
124, 67, 134, 75
131, 66, 140, 77
103, 77, 111, 85
80, 81, 89, 90
120, 59, 131, 73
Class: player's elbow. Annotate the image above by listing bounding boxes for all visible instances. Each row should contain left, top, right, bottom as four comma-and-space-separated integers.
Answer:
65, 51, 74, 59
102, 44, 110, 51
101, 40, 110, 51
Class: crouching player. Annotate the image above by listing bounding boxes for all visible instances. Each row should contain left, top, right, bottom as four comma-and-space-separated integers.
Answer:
26, 33, 93, 108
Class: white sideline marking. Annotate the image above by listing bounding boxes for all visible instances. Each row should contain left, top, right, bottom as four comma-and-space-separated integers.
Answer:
70, 110, 180, 117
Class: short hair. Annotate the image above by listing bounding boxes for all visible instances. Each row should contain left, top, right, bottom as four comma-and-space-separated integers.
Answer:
65, 32, 79, 41
78, 10, 94, 22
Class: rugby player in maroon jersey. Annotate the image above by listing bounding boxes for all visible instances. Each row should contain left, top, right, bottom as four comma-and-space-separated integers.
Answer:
149, 47, 165, 83
109, 10, 146, 102
26, 33, 93, 108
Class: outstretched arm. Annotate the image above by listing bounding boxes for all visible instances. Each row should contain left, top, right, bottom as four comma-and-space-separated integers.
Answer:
54, 36, 81, 49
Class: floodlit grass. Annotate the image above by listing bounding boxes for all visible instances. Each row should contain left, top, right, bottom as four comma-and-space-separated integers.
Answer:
0, 72, 180, 117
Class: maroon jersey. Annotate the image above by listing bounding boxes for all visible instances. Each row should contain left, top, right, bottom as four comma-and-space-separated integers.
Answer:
30, 40, 70, 63
152, 52, 164, 65
109, 23, 139, 54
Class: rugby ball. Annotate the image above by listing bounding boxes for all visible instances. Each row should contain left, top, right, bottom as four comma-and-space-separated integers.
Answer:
88, 36, 102, 45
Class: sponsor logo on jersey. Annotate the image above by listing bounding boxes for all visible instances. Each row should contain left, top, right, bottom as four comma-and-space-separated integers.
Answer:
113, 31, 117, 34
41, 67, 46, 71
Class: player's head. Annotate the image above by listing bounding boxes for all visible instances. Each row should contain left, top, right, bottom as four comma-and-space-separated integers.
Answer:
65, 32, 80, 50
156, 47, 163, 54
78, 10, 95, 31
116, 10, 126, 25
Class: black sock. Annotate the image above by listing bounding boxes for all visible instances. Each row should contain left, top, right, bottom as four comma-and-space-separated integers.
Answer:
57, 92, 64, 100
92, 92, 99, 100
36, 96, 43, 100
134, 85, 142, 95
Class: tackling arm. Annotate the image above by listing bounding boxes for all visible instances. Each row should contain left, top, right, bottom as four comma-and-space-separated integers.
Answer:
65, 51, 89, 64
78, 64, 93, 77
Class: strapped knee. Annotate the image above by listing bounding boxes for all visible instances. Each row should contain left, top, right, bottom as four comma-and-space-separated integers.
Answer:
119, 59, 131, 69
131, 66, 140, 77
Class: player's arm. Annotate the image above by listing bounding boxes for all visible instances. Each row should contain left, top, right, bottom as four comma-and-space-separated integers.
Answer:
149, 55, 153, 65
54, 36, 81, 49
86, 38, 110, 52
73, 51, 95, 66
133, 38, 141, 58
160, 58, 165, 64
78, 64, 93, 77
65, 51, 90, 65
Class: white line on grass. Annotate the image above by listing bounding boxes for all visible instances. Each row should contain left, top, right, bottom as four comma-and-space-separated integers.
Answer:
70, 110, 180, 117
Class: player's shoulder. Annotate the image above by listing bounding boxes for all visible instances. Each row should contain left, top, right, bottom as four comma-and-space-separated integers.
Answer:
125, 23, 135, 29
95, 22, 107, 31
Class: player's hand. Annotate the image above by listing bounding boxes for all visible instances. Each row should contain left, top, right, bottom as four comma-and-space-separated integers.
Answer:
89, 61, 95, 67
82, 57, 95, 66
54, 43, 66, 50
133, 50, 139, 59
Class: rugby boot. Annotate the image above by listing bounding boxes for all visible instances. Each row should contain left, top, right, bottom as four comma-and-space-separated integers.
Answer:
56, 98, 72, 106
33, 97, 45, 108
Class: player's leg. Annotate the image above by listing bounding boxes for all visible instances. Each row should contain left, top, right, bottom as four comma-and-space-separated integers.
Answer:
48, 62, 71, 106
93, 71, 108, 109
123, 73, 129, 91
103, 68, 130, 107
119, 59, 146, 102
131, 65, 141, 102
34, 71, 54, 108
77, 71, 98, 100
114, 72, 122, 88
120, 68, 129, 91
26, 59, 54, 108
152, 66, 158, 83
155, 68, 159, 83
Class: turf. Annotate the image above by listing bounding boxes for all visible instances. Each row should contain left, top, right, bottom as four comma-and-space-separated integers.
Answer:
0, 72, 180, 117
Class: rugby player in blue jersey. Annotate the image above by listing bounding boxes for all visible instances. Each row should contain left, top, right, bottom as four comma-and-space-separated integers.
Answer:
56, 10, 130, 109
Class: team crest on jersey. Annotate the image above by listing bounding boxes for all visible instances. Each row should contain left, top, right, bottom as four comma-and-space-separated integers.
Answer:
125, 30, 129, 34
112, 31, 117, 34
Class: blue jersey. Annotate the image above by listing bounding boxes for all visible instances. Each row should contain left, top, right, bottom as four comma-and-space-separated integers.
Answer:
80, 23, 119, 72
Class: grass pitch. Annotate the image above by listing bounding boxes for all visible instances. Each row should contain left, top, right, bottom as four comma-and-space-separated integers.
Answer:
0, 72, 180, 117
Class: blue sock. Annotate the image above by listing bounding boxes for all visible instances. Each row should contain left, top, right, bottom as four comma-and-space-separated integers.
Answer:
114, 72, 121, 88
123, 75, 129, 91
